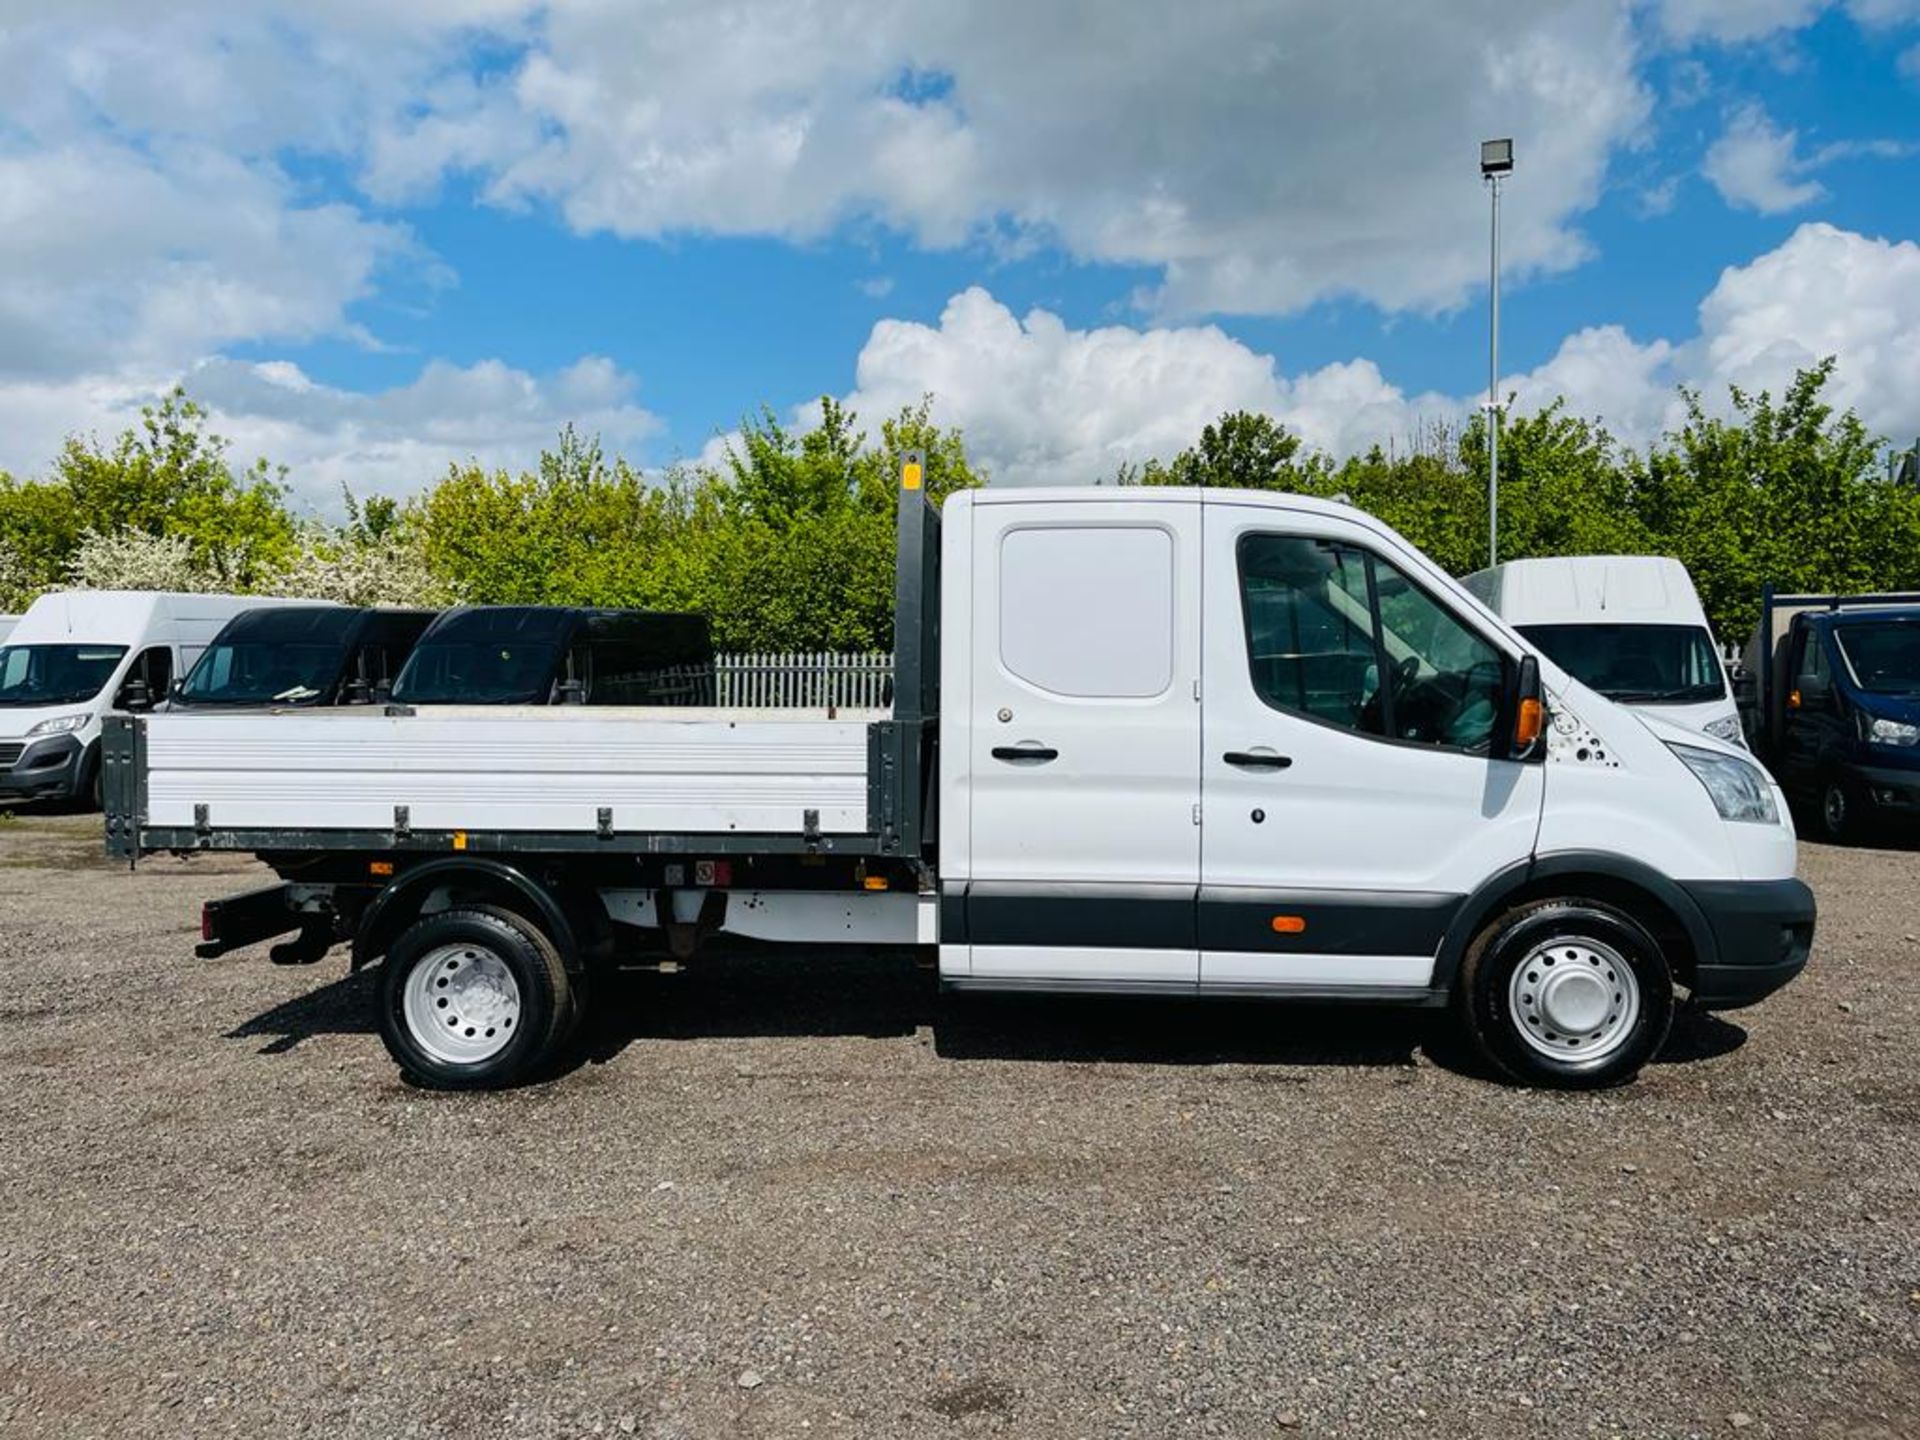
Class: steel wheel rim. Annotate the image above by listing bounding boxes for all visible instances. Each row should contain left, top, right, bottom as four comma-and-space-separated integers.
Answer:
1508, 935, 1640, 1065
402, 942, 522, 1065
1824, 784, 1847, 834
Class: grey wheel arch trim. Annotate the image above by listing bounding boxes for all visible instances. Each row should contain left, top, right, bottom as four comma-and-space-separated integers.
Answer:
1429, 851, 1717, 995
352, 857, 582, 974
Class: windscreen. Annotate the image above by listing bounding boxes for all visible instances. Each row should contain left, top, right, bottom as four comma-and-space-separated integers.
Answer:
1833, 621, 1920, 695
1518, 623, 1725, 705
0, 645, 128, 707
392, 608, 570, 704
177, 608, 362, 705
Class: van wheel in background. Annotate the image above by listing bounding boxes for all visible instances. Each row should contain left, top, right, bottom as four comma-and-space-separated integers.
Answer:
1818, 777, 1859, 844
1456, 899, 1674, 1089
377, 906, 578, 1090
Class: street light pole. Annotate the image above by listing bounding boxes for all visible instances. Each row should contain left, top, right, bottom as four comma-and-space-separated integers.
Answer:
1480, 138, 1513, 568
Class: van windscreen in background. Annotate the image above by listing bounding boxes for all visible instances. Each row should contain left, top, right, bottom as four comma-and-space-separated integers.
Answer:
177, 608, 363, 706
1833, 621, 1920, 695
393, 608, 571, 705
1518, 623, 1725, 705
0, 645, 129, 707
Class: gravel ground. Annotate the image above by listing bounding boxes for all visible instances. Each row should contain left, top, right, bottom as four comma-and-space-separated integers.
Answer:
0, 813, 1917, 1440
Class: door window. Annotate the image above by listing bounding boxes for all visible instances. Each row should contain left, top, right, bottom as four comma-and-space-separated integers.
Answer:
1795, 630, 1828, 688
1238, 535, 1505, 752
999, 525, 1174, 697
116, 646, 172, 709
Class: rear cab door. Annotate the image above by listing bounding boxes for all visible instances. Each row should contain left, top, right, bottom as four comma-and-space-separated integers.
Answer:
948, 492, 1204, 986
1199, 497, 1544, 993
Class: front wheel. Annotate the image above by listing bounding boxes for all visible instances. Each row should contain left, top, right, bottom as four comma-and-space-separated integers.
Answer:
1818, 776, 1860, 844
1457, 899, 1674, 1089
377, 907, 578, 1090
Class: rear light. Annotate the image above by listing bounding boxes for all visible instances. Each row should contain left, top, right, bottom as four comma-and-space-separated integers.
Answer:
200, 905, 214, 942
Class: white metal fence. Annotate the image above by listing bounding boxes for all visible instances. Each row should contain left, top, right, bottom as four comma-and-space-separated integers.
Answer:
714, 651, 893, 708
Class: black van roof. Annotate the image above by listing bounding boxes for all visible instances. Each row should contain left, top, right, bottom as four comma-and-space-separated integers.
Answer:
420, 606, 711, 659
215, 605, 437, 645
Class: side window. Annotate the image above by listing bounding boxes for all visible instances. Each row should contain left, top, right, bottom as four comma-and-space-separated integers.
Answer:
116, 646, 171, 708
1372, 564, 1505, 751
1238, 536, 1380, 732
1795, 630, 1828, 687
588, 640, 709, 706
1237, 534, 1505, 753
999, 525, 1174, 697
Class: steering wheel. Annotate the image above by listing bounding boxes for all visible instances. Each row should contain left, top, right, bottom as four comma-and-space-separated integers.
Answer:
1393, 653, 1422, 693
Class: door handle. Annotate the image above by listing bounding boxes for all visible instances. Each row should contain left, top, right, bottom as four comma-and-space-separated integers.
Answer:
992, 744, 1059, 762
1223, 750, 1293, 770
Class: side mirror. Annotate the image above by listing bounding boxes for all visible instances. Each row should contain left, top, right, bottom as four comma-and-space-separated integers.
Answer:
555, 677, 586, 705
1798, 675, 1832, 710
1730, 666, 1756, 707
343, 676, 372, 705
371, 678, 394, 704
118, 676, 153, 712
1506, 654, 1546, 762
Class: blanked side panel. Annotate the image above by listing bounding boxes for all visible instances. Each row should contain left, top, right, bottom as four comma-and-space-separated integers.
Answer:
143, 714, 872, 833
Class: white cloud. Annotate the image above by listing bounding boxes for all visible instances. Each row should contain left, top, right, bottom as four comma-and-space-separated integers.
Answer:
835, 288, 1446, 485
1688, 223, 1920, 430
1702, 104, 1827, 212
1656, 0, 1828, 43
1701, 102, 1914, 215
0, 357, 660, 513
357, 0, 1650, 318
825, 224, 1920, 487
1654, 0, 1920, 42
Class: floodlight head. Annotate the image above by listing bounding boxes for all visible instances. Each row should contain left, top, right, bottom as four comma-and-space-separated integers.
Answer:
1481, 138, 1514, 177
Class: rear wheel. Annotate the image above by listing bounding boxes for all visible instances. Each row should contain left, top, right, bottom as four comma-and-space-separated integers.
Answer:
1457, 899, 1674, 1089
377, 906, 577, 1090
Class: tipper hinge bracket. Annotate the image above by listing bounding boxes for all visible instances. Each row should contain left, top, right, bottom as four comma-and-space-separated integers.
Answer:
193, 803, 210, 839
393, 805, 411, 839
803, 807, 821, 851
597, 806, 614, 840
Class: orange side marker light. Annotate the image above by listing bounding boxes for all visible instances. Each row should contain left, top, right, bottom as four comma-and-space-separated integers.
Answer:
1515, 696, 1545, 749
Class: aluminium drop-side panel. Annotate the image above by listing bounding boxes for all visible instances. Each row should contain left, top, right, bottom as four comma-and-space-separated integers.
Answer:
142, 711, 874, 834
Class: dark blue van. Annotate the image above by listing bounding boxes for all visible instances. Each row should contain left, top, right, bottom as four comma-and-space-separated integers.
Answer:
1743, 590, 1920, 841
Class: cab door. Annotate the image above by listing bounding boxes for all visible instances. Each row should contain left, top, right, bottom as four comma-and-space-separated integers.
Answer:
1198, 501, 1543, 992
1780, 625, 1840, 796
962, 498, 1204, 986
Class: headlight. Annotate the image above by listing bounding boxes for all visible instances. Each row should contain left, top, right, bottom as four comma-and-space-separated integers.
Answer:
1702, 714, 1745, 746
1867, 716, 1919, 747
1669, 742, 1779, 825
26, 713, 88, 738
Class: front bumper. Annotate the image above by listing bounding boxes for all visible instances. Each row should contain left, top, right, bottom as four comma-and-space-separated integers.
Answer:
1846, 760, 1920, 815
1680, 876, 1816, 1010
0, 735, 86, 801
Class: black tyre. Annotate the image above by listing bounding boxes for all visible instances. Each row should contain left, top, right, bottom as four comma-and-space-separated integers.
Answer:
377, 906, 578, 1090
1818, 776, 1860, 844
1456, 899, 1674, 1090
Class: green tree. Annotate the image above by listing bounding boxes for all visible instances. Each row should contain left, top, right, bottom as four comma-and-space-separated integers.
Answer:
0, 388, 295, 595
1133, 410, 1319, 490
1637, 360, 1920, 636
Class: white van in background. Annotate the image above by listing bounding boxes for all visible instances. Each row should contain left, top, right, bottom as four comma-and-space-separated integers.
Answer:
0, 591, 312, 808
1464, 556, 1743, 745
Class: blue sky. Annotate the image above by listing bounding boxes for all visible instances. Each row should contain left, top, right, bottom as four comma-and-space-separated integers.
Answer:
1, 1, 1917, 507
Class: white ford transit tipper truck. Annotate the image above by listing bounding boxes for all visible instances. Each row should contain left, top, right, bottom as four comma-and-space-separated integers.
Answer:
1464, 556, 1743, 745
1, 590, 308, 808
105, 465, 1814, 1091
